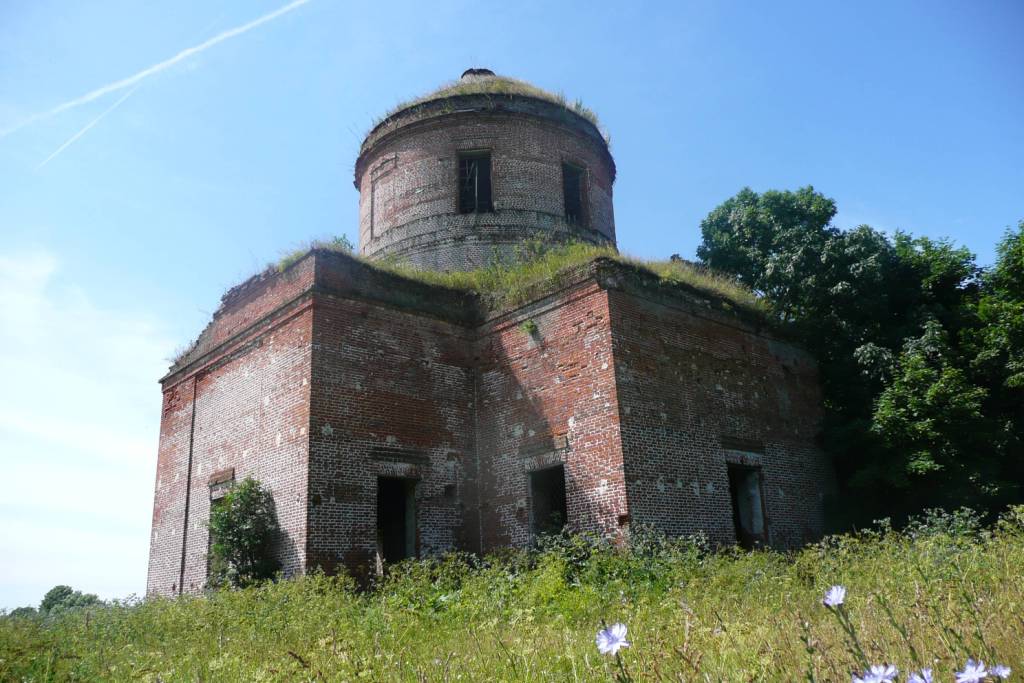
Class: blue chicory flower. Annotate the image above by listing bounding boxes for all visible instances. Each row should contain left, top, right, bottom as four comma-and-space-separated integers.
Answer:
596, 623, 629, 656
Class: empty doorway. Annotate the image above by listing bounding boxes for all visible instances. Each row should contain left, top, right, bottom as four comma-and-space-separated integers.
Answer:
727, 464, 767, 549
529, 465, 568, 536
377, 477, 416, 564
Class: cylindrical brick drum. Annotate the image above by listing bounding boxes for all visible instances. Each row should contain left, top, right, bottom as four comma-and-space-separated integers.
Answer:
355, 70, 616, 272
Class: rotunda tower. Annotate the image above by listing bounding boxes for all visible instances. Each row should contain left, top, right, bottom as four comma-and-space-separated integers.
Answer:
355, 69, 616, 271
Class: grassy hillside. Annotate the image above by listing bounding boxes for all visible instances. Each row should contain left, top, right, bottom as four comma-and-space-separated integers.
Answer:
2, 508, 1022, 682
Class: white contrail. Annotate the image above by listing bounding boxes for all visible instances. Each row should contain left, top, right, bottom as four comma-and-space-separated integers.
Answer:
36, 84, 142, 171
1, 0, 312, 139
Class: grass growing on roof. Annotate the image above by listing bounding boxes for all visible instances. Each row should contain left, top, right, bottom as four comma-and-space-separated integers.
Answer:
370, 74, 605, 140
374, 241, 770, 317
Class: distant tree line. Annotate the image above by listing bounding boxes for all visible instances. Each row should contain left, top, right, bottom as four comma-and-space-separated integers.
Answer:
698, 186, 1023, 527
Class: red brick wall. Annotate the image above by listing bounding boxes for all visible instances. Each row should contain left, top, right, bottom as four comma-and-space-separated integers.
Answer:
148, 252, 832, 594
474, 283, 627, 548
607, 290, 829, 548
357, 104, 615, 271
147, 288, 314, 596
306, 294, 475, 574
146, 380, 195, 595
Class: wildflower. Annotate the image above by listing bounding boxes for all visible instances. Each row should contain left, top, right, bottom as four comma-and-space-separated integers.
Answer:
956, 659, 989, 683
596, 623, 629, 656
823, 584, 847, 607
852, 664, 899, 683
991, 664, 1012, 680
909, 669, 934, 683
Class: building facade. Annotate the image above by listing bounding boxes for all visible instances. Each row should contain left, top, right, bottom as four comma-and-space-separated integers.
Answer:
147, 70, 830, 596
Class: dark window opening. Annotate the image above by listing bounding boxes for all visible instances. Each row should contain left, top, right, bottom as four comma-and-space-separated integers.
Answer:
727, 464, 767, 550
562, 163, 585, 225
458, 152, 492, 213
529, 465, 568, 536
377, 477, 417, 564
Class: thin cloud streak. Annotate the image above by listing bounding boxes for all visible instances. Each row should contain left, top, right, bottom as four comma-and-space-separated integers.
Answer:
36, 84, 141, 170
1, 0, 313, 139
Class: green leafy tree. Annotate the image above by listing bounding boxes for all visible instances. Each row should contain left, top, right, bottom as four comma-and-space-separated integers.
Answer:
39, 585, 102, 615
871, 321, 992, 506
207, 477, 280, 588
696, 186, 1012, 524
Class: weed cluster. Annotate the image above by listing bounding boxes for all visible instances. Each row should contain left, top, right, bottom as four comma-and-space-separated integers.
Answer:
2, 509, 1021, 681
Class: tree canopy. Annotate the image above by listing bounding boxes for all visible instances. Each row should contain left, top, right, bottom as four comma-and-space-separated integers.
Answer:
698, 187, 1022, 524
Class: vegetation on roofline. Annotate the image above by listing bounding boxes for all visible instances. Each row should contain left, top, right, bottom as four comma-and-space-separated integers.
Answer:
170, 239, 764, 370
368, 74, 606, 144
373, 240, 769, 317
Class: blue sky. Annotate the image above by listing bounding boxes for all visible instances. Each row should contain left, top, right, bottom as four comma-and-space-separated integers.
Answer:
0, 0, 1021, 609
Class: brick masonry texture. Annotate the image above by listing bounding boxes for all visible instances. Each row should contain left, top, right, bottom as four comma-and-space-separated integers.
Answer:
356, 94, 616, 272
147, 75, 829, 594
147, 251, 830, 595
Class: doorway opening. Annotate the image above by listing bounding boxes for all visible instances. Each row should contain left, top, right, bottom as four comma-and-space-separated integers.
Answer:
529, 465, 568, 536
727, 464, 767, 549
377, 477, 417, 564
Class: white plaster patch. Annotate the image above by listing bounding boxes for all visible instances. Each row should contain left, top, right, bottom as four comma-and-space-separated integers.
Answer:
705, 482, 715, 494
511, 424, 524, 438
690, 481, 700, 495
321, 423, 334, 437
276, 433, 282, 447
515, 391, 523, 400
386, 435, 397, 445
624, 406, 631, 415
601, 362, 608, 370
568, 416, 576, 430
528, 429, 536, 437
656, 477, 666, 492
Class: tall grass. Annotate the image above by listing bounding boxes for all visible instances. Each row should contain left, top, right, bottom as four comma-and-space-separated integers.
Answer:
2, 508, 1022, 681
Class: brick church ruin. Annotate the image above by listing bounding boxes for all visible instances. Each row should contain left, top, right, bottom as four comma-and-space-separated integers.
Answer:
147, 69, 831, 596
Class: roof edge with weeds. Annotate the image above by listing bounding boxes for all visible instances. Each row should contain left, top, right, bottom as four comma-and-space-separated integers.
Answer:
167, 242, 774, 377
362, 74, 609, 153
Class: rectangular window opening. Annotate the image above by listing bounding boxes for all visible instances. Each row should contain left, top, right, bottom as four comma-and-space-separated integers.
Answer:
529, 465, 568, 537
562, 163, 585, 226
458, 152, 492, 214
727, 464, 767, 550
376, 477, 417, 565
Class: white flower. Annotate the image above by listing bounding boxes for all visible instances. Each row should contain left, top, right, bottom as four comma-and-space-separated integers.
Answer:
823, 585, 847, 607
852, 664, 898, 683
991, 664, 1012, 680
956, 659, 989, 683
596, 622, 629, 656
909, 669, 934, 683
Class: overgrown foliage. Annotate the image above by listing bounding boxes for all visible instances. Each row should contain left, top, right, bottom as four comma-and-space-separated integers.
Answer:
376, 240, 769, 316
207, 478, 280, 589
698, 188, 1023, 524
2, 509, 1022, 681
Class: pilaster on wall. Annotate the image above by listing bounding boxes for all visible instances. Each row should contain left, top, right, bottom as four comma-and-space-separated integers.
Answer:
474, 283, 629, 550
